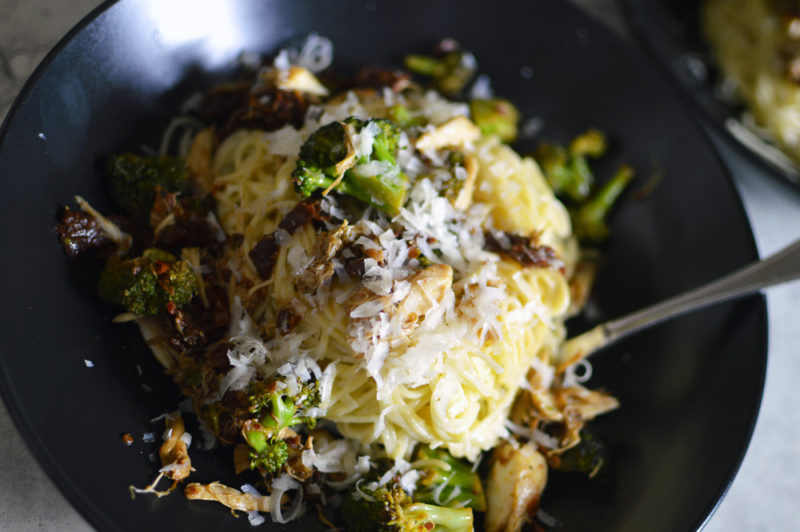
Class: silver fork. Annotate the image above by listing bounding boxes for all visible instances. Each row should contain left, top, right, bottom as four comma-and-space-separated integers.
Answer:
560, 237, 800, 365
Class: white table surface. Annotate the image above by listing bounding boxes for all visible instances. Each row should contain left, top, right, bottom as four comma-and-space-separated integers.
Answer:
1, 1, 798, 530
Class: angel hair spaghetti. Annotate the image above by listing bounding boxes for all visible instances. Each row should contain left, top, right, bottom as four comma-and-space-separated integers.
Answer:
57, 35, 624, 531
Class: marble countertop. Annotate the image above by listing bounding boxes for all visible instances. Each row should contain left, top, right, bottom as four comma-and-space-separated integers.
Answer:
1, 1, 798, 531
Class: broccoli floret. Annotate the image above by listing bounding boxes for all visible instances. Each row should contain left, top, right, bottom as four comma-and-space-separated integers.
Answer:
533, 129, 630, 242
534, 129, 609, 202
571, 165, 633, 242
247, 376, 321, 431
293, 121, 353, 199
106, 153, 189, 222
96, 248, 197, 315
534, 143, 593, 202
241, 376, 321, 475
413, 446, 486, 511
343, 115, 409, 215
292, 117, 409, 216
246, 432, 290, 475
294, 121, 354, 197
404, 46, 476, 96
342, 481, 473, 532
469, 98, 520, 144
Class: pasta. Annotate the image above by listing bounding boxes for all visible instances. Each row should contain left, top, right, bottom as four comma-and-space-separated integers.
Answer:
207, 92, 576, 461
58, 35, 621, 530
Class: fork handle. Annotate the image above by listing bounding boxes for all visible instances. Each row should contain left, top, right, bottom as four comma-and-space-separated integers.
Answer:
605, 237, 800, 344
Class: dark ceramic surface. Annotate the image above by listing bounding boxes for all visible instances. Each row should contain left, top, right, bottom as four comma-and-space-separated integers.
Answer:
0, 0, 765, 530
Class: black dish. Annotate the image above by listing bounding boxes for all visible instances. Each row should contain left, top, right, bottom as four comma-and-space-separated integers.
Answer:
0, 1, 765, 531
622, 0, 800, 187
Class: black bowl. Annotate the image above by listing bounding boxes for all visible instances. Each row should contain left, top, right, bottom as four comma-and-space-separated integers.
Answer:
622, 0, 800, 188
0, 1, 765, 531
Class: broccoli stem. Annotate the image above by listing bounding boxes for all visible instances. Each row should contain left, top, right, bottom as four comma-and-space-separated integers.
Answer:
414, 446, 485, 511
573, 165, 633, 241
404, 503, 474, 532
243, 426, 268, 452
342, 168, 408, 217
372, 140, 397, 165
404, 54, 441, 76
261, 393, 300, 430
249, 389, 302, 431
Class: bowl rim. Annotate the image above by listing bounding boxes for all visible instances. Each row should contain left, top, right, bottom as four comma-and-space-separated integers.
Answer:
620, 0, 800, 190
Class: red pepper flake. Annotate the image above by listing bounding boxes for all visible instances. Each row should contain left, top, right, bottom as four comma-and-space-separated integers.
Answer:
153, 260, 171, 275
276, 306, 302, 334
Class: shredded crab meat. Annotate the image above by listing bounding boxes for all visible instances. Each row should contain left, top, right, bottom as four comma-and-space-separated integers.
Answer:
344, 263, 453, 361
297, 222, 357, 293
262, 65, 330, 96
452, 152, 480, 211
415, 115, 481, 151
130, 412, 193, 498
185, 481, 272, 513
394, 263, 454, 335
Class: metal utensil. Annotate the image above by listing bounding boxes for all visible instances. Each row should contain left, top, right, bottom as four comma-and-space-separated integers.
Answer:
561, 237, 800, 364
